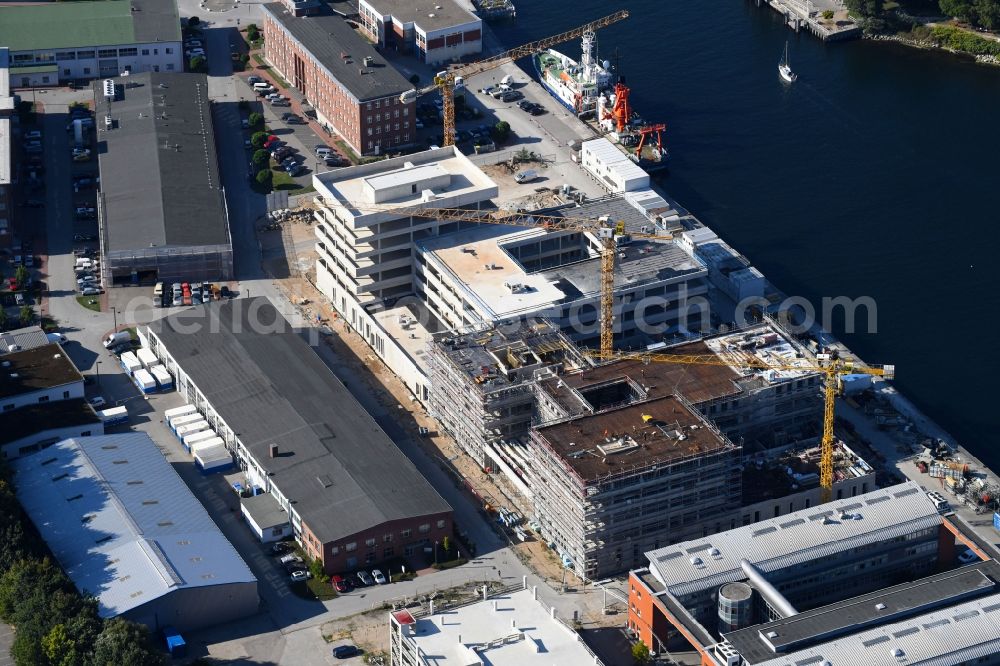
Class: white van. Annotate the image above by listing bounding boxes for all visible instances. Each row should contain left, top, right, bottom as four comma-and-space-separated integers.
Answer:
514, 169, 538, 184
252, 81, 271, 90
500, 74, 514, 86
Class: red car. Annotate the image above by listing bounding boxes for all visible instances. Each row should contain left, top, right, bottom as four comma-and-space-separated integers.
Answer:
7, 277, 17, 291
263, 135, 281, 149
331, 575, 350, 593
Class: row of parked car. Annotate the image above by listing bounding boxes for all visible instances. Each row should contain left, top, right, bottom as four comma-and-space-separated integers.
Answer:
153, 281, 231, 308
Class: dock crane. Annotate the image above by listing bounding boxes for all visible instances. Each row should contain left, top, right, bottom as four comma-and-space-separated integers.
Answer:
401, 11, 630, 147
587, 349, 895, 504
316, 199, 663, 357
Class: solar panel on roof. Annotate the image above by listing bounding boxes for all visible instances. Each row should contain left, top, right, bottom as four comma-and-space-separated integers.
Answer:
865, 495, 891, 505
893, 487, 919, 498
686, 543, 711, 554
983, 602, 1000, 613
920, 619, 948, 630
794, 656, 824, 666
840, 503, 863, 511
953, 610, 980, 622
658, 551, 682, 562
861, 636, 890, 648
893, 626, 920, 638
779, 518, 806, 529
752, 526, 777, 537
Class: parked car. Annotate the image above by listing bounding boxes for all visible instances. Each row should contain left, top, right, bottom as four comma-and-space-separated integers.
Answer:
331, 575, 351, 593
315, 145, 332, 157
959, 548, 979, 565
14, 293, 25, 306
75, 206, 96, 218
88, 396, 107, 409
185, 39, 203, 47
286, 116, 305, 125
220, 285, 232, 298
332, 645, 360, 660
500, 90, 523, 103
290, 570, 311, 582
73, 233, 97, 242
263, 134, 281, 147
247, 75, 263, 85
172, 293, 184, 307
23, 199, 44, 208
46, 332, 67, 344
271, 541, 292, 555
24, 130, 42, 140
270, 99, 291, 107
356, 570, 373, 587
285, 164, 305, 177
371, 569, 386, 585
81, 286, 102, 295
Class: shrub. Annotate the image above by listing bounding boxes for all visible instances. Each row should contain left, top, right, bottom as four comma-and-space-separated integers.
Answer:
256, 169, 273, 186
492, 120, 511, 143
251, 131, 269, 149
252, 149, 270, 167
189, 55, 206, 71
188, 15, 200, 27
248, 112, 264, 129
823, 9, 835, 19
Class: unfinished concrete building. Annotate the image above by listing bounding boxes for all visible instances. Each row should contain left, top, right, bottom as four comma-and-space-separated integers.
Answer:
526, 394, 742, 578
429, 318, 592, 469
535, 322, 824, 455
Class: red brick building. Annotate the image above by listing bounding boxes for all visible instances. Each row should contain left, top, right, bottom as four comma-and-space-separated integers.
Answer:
301, 512, 454, 574
261, 2, 416, 157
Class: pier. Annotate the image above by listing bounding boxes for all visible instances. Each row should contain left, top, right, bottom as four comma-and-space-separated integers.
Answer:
752, 0, 862, 41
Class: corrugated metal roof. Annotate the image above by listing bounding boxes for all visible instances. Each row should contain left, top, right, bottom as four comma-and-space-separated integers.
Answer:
0, 325, 50, 354
12, 433, 255, 618
752, 592, 1000, 665
648, 481, 939, 597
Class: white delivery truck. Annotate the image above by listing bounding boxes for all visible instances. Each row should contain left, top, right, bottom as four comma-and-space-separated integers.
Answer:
97, 406, 128, 426
119, 351, 142, 375
164, 404, 197, 426
133, 368, 156, 393
136, 348, 160, 369
103, 331, 131, 349
175, 420, 210, 441
183, 430, 218, 452
190, 436, 224, 455
169, 413, 203, 433
150, 365, 173, 391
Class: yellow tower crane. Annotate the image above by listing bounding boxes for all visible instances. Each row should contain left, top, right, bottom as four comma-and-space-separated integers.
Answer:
316, 200, 658, 357
401, 11, 630, 147
587, 349, 894, 503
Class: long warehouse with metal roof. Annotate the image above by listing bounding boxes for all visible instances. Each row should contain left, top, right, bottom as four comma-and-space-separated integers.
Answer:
12, 433, 258, 632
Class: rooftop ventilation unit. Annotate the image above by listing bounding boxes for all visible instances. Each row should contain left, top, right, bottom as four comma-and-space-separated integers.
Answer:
103, 79, 115, 100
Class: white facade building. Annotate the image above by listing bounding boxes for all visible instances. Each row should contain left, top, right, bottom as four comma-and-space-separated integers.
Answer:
389, 585, 605, 666
312, 146, 498, 401
581, 137, 650, 193
0, 0, 183, 88
358, 0, 482, 65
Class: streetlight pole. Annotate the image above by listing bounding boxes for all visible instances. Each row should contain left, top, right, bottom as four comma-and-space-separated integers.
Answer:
434, 540, 439, 565
111, 306, 118, 331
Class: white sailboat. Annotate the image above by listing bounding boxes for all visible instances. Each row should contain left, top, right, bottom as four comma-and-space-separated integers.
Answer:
778, 41, 797, 83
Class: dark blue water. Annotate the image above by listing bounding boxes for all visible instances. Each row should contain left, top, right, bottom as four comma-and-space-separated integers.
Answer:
493, 4, 1000, 467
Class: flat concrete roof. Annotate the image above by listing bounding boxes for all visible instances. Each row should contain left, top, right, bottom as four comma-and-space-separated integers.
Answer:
314, 146, 497, 219
96, 73, 230, 253
534, 395, 734, 483
0, 343, 82, 400
0, 0, 180, 53
726, 560, 1000, 663
262, 2, 413, 103
362, 0, 479, 33
371, 299, 442, 372
0, 399, 100, 446
646, 482, 940, 598
399, 587, 600, 666
418, 197, 704, 320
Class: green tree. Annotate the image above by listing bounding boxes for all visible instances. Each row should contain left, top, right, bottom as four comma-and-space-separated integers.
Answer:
248, 112, 264, 129
846, 0, 883, 15
14, 264, 29, 290
188, 15, 200, 27
11, 629, 46, 666
252, 149, 270, 167
0, 557, 69, 625
247, 26, 260, 42
240, 53, 251, 66
492, 120, 511, 143
631, 641, 651, 665
940, 0, 974, 19
251, 131, 269, 149
91, 618, 164, 666
442, 535, 452, 555
974, 0, 1000, 28
190, 55, 206, 71
19, 305, 33, 326
256, 169, 273, 188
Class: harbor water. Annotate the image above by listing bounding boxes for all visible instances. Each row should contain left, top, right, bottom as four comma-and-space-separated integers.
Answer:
492, 3, 1000, 468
